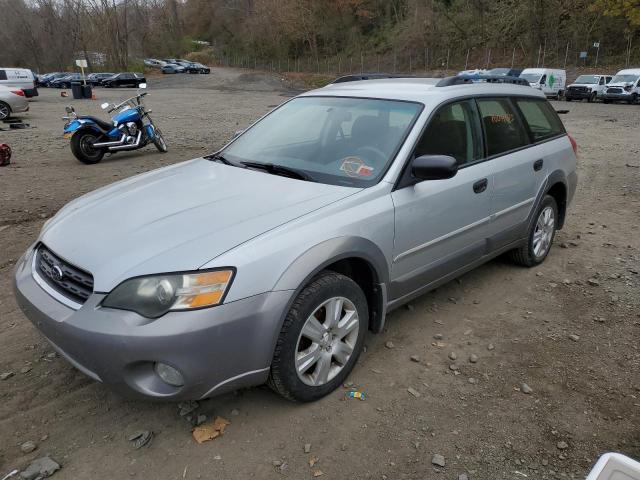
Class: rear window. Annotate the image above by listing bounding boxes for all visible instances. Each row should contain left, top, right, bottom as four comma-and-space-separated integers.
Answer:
515, 98, 565, 142
476, 98, 529, 156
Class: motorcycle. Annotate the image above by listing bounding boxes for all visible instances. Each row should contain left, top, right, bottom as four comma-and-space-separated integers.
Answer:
62, 83, 167, 164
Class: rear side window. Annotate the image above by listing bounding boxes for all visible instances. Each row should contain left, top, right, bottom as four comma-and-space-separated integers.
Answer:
0, 70, 6, 81
476, 98, 529, 157
515, 98, 565, 142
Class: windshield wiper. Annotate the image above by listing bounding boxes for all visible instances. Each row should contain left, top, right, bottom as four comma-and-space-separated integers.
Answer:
205, 152, 237, 166
241, 161, 315, 182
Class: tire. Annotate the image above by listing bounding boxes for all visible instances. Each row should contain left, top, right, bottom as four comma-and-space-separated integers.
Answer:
565, 97, 572, 102
70, 130, 105, 164
0, 101, 11, 120
603, 99, 611, 104
152, 128, 168, 153
509, 195, 558, 267
268, 271, 368, 402
628, 93, 638, 105
588, 92, 597, 103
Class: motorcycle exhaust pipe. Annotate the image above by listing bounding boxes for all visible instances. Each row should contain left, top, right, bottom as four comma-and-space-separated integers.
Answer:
108, 131, 142, 151
93, 134, 127, 148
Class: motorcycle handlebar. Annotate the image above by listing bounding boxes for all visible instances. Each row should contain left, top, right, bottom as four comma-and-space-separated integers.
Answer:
110, 92, 149, 112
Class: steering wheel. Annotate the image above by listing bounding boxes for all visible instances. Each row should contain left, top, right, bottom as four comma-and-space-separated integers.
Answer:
355, 146, 387, 167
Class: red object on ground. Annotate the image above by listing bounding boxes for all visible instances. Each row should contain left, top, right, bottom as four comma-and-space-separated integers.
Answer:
0, 143, 11, 166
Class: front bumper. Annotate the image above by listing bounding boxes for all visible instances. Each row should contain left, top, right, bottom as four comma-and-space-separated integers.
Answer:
602, 92, 633, 101
565, 90, 592, 100
13, 248, 292, 400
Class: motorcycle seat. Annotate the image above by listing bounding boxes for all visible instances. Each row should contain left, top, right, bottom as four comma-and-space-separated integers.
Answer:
78, 116, 115, 132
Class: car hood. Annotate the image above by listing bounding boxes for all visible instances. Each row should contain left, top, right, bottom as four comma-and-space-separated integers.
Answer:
607, 82, 633, 88
39, 158, 360, 292
568, 83, 596, 87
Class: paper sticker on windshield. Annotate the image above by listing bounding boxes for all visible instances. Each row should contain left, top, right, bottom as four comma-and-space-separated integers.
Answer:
340, 156, 374, 178
490, 113, 514, 124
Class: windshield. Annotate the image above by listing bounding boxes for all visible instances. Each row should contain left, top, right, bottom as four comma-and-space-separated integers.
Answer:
611, 74, 639, 83
222, 96, 422, 187
489, 68, 510, 76
520, 73, 541, 83
574, 75, 598, 84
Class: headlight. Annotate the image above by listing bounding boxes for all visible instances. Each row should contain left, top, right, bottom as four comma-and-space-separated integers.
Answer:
102, 269, 235, 318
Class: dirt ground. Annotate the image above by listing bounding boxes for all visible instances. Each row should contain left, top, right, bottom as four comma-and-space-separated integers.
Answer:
0, 68, 639, 480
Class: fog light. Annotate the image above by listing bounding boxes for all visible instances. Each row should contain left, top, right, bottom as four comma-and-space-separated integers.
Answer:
154, 362, 184, 387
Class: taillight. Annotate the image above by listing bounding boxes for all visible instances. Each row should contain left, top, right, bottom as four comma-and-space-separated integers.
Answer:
11, 90, 25, 96
568, 134, 578, 156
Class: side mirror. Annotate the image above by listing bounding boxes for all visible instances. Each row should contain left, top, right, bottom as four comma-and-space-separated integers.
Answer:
100, 102, 110, 110
65, 106, 75, 114
411, 155, 458, 181
139, 83, 147, 89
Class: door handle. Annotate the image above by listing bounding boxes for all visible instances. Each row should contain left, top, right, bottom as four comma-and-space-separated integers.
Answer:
473, 178, 488, 194
533, 159, 544, 171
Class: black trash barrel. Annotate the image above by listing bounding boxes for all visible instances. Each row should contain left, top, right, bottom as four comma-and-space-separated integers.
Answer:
71, 81, 83, 99
81, 84, 92, 99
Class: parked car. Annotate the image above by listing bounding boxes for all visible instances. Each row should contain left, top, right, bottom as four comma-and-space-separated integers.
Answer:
0, 67, 38, 97
488, 67, 523, 77
39, 72, 70, 87
102, 73, 146, 88
144, 58, 167, 68
87, 73, 116, 86
14, 74, 578, 402
601, 68, 640, 104
565, 74, 612, 102
458, 69, 489, 76
519, 68, 566, 99
185, 62, 211, 74
0, 84, 29, 120
161, 63, 185, 74
50, 73, 84, 89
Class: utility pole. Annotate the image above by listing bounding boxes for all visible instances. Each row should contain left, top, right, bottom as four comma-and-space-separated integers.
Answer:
464, 49, 470, 70
511, 47, 515, 69
563, 42, 569, 69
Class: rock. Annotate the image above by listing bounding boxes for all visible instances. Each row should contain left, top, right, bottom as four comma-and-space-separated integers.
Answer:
542, 459, 549, 466
449, 364, 459, 371
568, 334, 580, 342
272, 460, 282, 467
128, 430, 153, 449
433, 334, 444, 340
1, 372, 14, 380
458, 474, 469, 480
468, 377, 478, 385
406, 303, 415, 312
407, 387, 421, 397
195, 414, 207, 426
487, 344, 495, 351
230, 409, 240, 416
469, 354, 478, 363
587, 278, 600, 286
521, 383, 533, 394
20, 456, 60, 480
448, 352, 457, 361
20, 366, 32, 374
557, 441, 569, 450
20, 441, 37, 454
304, 443, 311, 453
431, 453, 446, 467
178, 401, 199, 417
385, 341, 395, 349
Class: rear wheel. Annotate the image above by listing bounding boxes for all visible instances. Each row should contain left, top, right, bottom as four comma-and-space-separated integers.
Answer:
70, 130, 105, 164
268, 272, 368, 402
509, 195, 558, 267
0, 101, 11, 120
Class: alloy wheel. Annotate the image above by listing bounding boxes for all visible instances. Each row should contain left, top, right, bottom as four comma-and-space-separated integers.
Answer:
295, 297, 359, 386
0, 103, 9, 120
532, 206, 555, 258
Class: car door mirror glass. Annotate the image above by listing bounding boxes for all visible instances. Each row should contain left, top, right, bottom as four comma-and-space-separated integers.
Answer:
412, 155, 458, 181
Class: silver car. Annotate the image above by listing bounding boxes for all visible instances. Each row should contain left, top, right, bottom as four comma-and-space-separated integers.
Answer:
0, 85, 29, 120
14, 75, 578, 402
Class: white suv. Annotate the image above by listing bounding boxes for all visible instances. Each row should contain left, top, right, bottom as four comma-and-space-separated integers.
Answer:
565, 74, 612, 102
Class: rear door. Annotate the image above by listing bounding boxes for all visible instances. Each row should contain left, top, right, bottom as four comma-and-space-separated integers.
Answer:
484, 96, 565, 248
390, 99, 491, 300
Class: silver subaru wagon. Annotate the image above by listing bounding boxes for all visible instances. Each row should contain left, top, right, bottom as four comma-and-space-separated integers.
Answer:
14, 75, 578, 402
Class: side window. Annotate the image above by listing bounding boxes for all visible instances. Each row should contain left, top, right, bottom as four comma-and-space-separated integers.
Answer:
540, 74, 547, 85
414, 100, 482, 166
0, 70, 7, 81
476, 98, 529, 156
515, 98, 565, 142
607, 76, 612, 84
599, 77, 605, 85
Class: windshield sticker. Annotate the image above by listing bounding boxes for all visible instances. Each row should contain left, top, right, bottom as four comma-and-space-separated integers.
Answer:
340, 156, 375, 177
490, 113, 514, 124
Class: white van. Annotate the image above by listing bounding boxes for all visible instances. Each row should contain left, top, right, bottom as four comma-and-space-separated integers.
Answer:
602, 68, 640, 104
519, 68, 566, 99
0, 68, 38, 97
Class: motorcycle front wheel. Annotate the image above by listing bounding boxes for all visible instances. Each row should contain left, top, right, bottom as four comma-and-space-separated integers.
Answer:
152, 128, 168, 153
70, 130, 105, 164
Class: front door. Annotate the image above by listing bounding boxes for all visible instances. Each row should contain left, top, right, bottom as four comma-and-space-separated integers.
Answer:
390, 99, 491, 301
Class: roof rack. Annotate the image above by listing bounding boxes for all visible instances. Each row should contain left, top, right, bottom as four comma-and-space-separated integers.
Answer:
436, 74, 530, 87
331, 73, 420, 84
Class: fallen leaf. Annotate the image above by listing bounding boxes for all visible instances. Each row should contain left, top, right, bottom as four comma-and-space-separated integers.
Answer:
309, 455, 319, 467
313, 470, 324, 477
192, 416, 231, 444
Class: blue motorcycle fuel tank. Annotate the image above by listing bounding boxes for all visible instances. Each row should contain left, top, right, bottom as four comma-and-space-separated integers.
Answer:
112, 107, 141, 124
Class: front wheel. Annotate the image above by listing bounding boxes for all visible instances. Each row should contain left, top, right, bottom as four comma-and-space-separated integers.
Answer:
588, 92, 597, 103
70, 130, 105, 164
268, 272, 368, 402
0, 101, 11, 120
628, 93, 638, 105
508, 195, 558, 267
152, 127, 168, 153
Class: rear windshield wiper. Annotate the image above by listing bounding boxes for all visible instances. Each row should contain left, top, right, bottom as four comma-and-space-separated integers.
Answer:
241, 161, 315, 182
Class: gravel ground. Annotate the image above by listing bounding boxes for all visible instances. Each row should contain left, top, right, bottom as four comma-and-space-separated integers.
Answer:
0, 68, 639, 480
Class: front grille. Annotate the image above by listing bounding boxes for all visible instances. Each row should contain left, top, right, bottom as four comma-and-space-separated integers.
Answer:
607, 87, 623, 94
35, 245, 94, 304
569, 86, 588, 93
